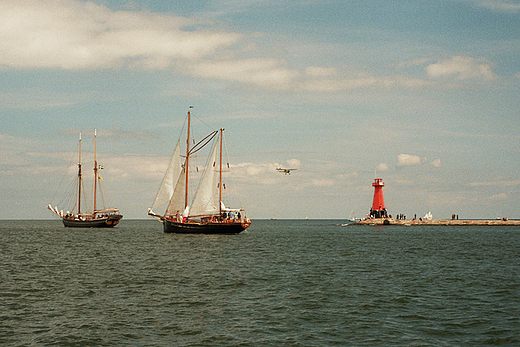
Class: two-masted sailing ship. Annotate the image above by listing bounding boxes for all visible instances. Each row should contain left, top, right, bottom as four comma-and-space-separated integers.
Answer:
47, 130, 122, 228
148, 108, 251, 234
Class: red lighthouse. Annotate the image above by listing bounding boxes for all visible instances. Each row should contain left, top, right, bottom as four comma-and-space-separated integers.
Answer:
370, 178, 388, 218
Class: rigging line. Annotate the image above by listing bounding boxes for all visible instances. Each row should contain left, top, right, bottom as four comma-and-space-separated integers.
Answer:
188, 130, 218, 155
81, 177, 92, 214
189, 109, 218, 149
192, 132, 219, 192
178, 114, 188, 142
99, 174, 116, 210
50, 140, 81, 204
57, 177, 78, 208
191, 111, 215, 134
98, 180, 107, 210
93, 158, 113, 211
222, 133, 244, 209
65, 175, 79, 214
222, 136, 242, 208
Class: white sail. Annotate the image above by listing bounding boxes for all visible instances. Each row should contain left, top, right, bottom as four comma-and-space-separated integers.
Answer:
189, 134, 220, 217
150, 141, 182, 212
165, 165, 187, 216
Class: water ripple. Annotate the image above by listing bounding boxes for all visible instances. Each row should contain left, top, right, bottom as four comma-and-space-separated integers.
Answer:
1, 220, 519, 346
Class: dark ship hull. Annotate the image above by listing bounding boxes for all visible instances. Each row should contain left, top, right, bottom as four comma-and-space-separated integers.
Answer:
62, 215, 122, 228
163, 219, 250, 234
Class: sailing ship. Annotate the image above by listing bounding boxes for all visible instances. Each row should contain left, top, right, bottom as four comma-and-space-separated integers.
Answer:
47, 130, 122, 228
148, 108, 251, 234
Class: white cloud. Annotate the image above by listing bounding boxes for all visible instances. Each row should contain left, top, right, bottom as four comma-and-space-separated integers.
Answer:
394, 179, 414, 185
311, 179, 334, 187
299, 68, 434, 91
426, 56, 497, 80
187, 59, 299, 89
0, 134, 45, 171
376, 163, 389, 171
108, 154, 171, 180
231, 159, 300, 178
1, 0, 507, 95
430, 159, 442, 168
300, 74, 383, 91
0, 0, 300, 90
397, 154, 421, 166
490, 193, 507, 200
461, 0, 520, 13
286, 159, 301, 168
304, 66, 336, 77
469, 178, 520, 187
227, 161, 305, 187
231, 162, 278, 177
395, 58, 435, 68
0, 0, 240, 70
0, 0, 440, 92
0, 132, 168, 181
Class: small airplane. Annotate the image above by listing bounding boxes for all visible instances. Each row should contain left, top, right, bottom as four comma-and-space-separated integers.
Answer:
276, 168, 297, 175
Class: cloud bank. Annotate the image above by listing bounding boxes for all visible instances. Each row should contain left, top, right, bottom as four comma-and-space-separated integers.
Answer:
0, 0, 240, 70
0, 1, 505, 92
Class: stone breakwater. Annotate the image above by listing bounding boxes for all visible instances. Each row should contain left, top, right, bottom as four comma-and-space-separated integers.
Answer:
352, 218, 520, 226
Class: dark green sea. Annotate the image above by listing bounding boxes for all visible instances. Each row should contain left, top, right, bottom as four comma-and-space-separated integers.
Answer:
1, 219, 519, 346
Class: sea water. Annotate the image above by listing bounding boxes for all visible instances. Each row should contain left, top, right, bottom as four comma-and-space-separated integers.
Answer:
1, 219, 519, 346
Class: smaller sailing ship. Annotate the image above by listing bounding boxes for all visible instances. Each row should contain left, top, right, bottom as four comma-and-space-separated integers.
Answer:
48, 130, 122, 228
148, 108, 251, 234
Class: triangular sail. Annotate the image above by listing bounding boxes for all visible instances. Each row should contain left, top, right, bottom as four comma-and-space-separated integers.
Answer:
150, 141, 182, 212
165, 165, 187, 216
189, 134, 220, 217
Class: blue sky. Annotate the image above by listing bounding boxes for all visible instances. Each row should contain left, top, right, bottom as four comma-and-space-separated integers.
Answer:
1, 0, 519, 219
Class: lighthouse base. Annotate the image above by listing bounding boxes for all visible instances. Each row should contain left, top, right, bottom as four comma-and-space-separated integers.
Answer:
370, 209, 388, 219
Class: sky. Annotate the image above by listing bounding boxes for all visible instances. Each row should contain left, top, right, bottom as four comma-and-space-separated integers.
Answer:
1, 0, 520, 220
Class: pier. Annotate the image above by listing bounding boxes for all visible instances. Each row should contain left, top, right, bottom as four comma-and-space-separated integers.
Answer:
352, 177, 519, 226
352, 218, 520, 226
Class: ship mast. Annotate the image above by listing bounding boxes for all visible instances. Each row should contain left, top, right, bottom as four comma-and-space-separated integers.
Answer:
93, 129, 98, 214
78, 133, 82, 215
185, 107, 192, 209
219, 128, 223, 216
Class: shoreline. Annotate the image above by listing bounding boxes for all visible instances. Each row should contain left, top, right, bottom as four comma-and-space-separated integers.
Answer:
352, 218, 520, 226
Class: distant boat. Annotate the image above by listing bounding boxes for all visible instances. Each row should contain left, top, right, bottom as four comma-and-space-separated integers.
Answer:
423, 212, 433, 220
48, 130, 122, 227
347, 210, 361, 222
148, 108, 251, 234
